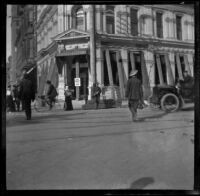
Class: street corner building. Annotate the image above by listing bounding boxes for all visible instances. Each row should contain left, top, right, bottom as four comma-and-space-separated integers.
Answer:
18, 5, 195, 106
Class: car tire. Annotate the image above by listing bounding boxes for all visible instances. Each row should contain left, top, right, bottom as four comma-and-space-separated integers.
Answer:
160, 93, 180, 113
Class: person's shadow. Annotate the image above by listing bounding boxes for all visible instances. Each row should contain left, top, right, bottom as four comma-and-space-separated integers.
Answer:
130, 177, 155, 189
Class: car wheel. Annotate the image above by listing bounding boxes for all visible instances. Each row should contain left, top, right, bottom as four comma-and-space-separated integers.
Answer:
160, 93, 180, 113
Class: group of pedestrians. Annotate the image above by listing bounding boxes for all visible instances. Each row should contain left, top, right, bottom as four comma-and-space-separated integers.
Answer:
6, 85, 24, 113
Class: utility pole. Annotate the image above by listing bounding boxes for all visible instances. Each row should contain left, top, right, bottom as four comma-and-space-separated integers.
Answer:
90, 5, 96, 85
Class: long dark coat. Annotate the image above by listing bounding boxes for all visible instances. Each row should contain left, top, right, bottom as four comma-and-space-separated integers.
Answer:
125, 76, 143, 100
19, 77, 35, 101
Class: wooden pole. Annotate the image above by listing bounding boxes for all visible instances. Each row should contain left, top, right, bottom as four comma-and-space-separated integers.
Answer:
175, 53, 184, 80
165, 54, 174, 85
156, 54, 164, 85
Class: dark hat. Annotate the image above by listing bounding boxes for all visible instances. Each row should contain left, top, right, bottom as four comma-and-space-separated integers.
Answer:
46, 80, 51, 84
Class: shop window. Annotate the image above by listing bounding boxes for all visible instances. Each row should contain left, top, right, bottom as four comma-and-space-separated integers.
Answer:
156, 12, 163, 38
176, 15, 182, 40
106, 5, 115, 34
130, 8, 138, 36
154, 54, 167, 85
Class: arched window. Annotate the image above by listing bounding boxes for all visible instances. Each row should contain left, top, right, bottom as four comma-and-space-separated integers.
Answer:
106, 5, 115, 34
72, 6, 84, 30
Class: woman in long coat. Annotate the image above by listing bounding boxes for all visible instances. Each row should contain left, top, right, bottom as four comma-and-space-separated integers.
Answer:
64, 85, 73, 111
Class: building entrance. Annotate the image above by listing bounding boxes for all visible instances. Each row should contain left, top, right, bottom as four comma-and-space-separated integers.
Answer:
70, 55, 89, 100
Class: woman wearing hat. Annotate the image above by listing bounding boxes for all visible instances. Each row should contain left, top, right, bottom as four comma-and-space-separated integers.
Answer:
125, 70, 143, 122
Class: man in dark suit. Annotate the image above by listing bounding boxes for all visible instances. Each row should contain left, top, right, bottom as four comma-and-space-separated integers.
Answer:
19, 73, 35, 120
125, 70, 143, 122
93, 82, 102, 109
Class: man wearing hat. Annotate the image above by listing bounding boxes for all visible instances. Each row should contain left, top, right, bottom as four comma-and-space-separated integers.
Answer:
125, 70, 143, 122
19, 73, 35, 120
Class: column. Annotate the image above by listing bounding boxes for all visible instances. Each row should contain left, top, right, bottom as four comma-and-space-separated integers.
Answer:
75, 60, 80, 100
144, 50, 155, 88
169, 52, 175, 80
155, 54, 164, 85
90, 5, 96, 85
105, 49, 114, 99
130, 52, 136, 70
183, 54, 191, 75
187, 53, 194, 76
121, 49, 128, 85
116, 51, 125, 99
103, 6, 106, 32
96, 47, 104, 85
175, 53, 184, 80
105, 50, 114, 86
141, 51, 151, 99
165, 53, 175, 85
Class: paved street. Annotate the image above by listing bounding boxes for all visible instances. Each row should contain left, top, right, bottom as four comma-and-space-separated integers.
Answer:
6, 104, 194, 190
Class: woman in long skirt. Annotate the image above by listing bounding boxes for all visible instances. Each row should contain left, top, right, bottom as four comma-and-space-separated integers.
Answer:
64, 85, 73, 111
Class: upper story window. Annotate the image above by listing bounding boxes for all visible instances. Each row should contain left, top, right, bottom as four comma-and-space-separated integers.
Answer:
156, 12, 163, 38
130, 8, 138, 36
72, 6, 84, 31
106, 5, 115, 34
176, 15, 182, 40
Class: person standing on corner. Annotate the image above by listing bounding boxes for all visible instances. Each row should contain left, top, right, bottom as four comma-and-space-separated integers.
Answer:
64, 85, 73, 111
125, 70, 144, 122
19, 73, 35, 120
93, 82, 102, 109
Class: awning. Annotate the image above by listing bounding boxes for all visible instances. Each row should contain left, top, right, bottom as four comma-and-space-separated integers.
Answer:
56, 49, 89, 57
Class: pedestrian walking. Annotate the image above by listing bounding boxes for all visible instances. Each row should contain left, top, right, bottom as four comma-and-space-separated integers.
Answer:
6, 86, 16, 112
46, 80, 58, 110
12, 84, 21, 112
125, 70, 144, 122
19, 73, 35, 120
64, 85, 73, 111
93, 82, 101, 109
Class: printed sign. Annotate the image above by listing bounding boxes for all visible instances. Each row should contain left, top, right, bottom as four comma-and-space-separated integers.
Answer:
74, 78, 81, 86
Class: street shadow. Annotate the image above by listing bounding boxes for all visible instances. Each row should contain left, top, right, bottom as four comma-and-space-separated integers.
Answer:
6, 112, 86, 128
179, 105, 194, 111
130, 177, 155, 189
136, 112, 168, 122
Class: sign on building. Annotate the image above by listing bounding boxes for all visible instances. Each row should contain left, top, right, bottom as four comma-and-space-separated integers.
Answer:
74, 78, 81, 86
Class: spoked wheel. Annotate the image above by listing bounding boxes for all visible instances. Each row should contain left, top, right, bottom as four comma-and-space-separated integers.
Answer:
33, 99, 50, 112
160, 93, 180, 113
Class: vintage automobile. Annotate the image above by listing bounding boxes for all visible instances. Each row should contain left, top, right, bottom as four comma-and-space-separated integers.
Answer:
149, 82, 194, 113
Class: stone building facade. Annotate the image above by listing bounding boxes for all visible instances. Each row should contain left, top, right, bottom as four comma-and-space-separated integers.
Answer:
36, 5, 194, 100
11, 5, 37, 89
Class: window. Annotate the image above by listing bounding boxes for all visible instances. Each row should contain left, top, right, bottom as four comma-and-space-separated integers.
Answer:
72, 6, 84, 30
130, 8, 138, 36
156, 12, 163, 38
75, 8, 84, 30
176, 15, 182, 40
106, 5, 115, 34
